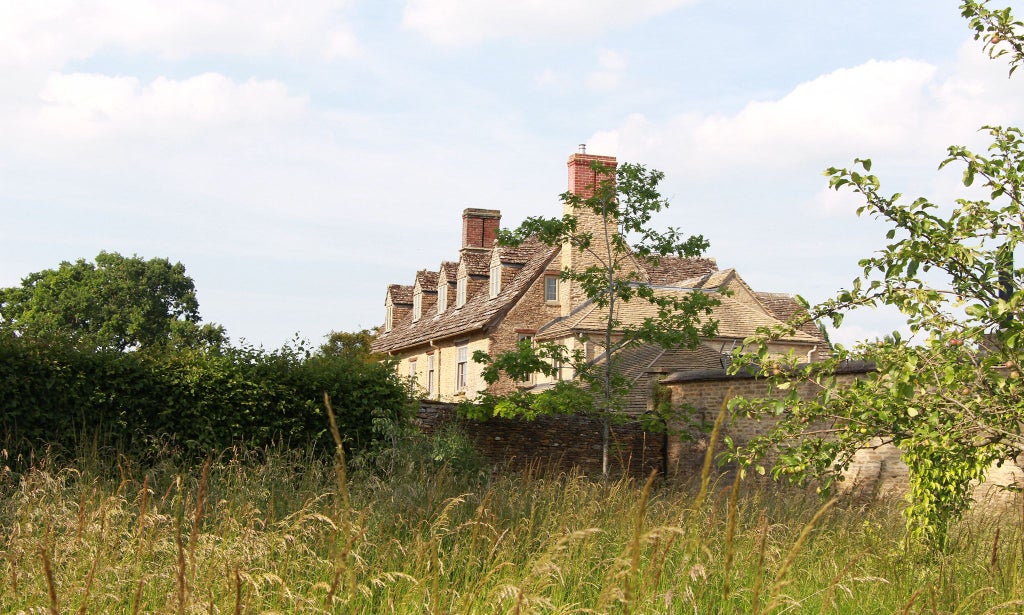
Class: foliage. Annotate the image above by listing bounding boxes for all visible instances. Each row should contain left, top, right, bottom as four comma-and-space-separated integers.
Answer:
320, 327, 382, 362
963, 0, 1024, 74
469, 161, 718, 474
0, 251, 225, 351
728, 1, 1024, 547
0, 333, 411, 461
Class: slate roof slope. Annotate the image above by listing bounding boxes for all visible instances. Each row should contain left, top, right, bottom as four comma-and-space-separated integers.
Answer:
571, 342, 726, 415
604, 343, 720, 383
374, 237, 558, 353
535, 289, 819, 344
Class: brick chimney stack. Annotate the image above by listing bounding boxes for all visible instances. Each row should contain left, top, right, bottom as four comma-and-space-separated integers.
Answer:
461, 208, 501, 250
562, 150, 619, 312
567, 152, 617, 198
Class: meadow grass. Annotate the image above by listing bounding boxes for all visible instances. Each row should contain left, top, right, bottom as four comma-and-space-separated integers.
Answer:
1, 442, 1022, 614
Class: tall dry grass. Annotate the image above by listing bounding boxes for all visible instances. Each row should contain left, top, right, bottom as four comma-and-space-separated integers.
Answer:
0, 439, 1022, 614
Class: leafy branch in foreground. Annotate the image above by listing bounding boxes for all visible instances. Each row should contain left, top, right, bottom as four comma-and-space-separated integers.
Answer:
725, 1, 1024, 548
729, 126, 1024, 548
962, 0, 1024, 74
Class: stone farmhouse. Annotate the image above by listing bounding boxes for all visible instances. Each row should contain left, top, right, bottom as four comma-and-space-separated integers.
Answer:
371, 151, 830, 418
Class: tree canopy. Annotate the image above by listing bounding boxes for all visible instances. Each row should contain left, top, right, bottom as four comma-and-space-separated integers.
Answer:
320, 328, 382, 362
0, 251, 224, 351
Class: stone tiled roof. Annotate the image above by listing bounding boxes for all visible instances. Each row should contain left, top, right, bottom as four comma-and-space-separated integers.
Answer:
461, 250, 491, 276
416, 270, 439, 290
440, 261, 458, 282
373, 238, 559, 353
672, 268, 736, 290
387, 284, 413, 305
581, 342, 727, 415
497, 240, 545, 265
604, 343, 720, 385
612, 344, 667, 384
642, 256, 719, 285
535, 289, 819, 344
755, 292, 830, 355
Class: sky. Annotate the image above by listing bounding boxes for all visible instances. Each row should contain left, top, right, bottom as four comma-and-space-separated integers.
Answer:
2, 0, 1022, 350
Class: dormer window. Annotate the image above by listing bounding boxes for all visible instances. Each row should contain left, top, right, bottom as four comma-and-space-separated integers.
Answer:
437, 283, 448, 314
456, 276, 467, 308
489, 264, 501, 299
385, 304, 393, 332
412, 289, 422, 321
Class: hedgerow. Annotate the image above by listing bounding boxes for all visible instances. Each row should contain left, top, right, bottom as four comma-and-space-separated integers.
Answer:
0, 333, 411, 461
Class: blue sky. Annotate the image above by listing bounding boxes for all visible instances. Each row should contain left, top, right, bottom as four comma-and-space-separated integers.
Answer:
2, 1, 1022, 349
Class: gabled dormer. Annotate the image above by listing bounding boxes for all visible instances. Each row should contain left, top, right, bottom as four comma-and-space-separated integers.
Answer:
384, 284, 413, 332
412, 270, 438, 322
457, 250, 490, 308
488, 243, 532, 300
437, 261, 457, 315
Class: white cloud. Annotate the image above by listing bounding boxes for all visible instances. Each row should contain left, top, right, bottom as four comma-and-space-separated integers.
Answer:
587, 49, 627, 91
805, 185, 865, 219
401, 0, 697, 46
0, 0, 360, 73
535, 68, 560, 87
593, 43, 1024, 179
23, 72, 307, 144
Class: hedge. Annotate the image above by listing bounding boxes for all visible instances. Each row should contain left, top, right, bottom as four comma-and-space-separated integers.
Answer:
0, 334, 411, 460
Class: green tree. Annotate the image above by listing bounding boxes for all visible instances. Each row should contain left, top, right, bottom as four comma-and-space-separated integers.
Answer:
0, 251, 223, 352
320, 328, 382, 362
729, 1, 1024, 546
470, 160, 718, 476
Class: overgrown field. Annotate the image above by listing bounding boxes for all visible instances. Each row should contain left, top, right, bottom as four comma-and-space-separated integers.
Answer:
1, 441, 1022, 615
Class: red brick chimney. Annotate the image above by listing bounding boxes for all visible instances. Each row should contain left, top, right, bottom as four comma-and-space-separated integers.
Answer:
568, 151, 617, 198
462, 208, 501, 250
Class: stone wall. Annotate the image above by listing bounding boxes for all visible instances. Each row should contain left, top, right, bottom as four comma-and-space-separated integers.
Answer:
662, 366, 866, 475
662, 364, 1023, 504
418, 402, 663, 476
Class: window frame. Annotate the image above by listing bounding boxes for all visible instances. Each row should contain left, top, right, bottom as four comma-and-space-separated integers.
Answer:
456, 344, 468, 391
544, 275, 558, 303
456, 277, 467, 308
437, 283, 447, 314
426, 354, 435, 397
489, 264, 501, 299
